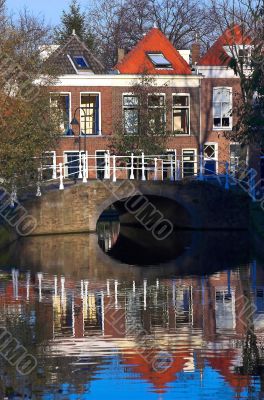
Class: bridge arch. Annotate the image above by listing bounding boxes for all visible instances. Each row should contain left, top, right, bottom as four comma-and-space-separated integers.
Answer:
92, 181, 201, 231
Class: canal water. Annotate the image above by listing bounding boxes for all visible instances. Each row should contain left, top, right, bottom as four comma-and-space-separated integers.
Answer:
0, 221, 264, 399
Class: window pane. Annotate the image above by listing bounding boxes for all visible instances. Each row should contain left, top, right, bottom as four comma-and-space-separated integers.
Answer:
81, 94, 99, 134
173, 95, 189, 106
183, 150, 195, 177
213, 89, 224, 103
173, 109, 189, 133
222, 117, 230, 127
73, 56, 89, 69
204, 144, 215, 159
123, 95, 139, 106
213, 117, 221, 127
124, 109, 139, 134
50, 94, 70, 134
222, 102, 231, 117
213, 102, 221, 118
148, 53, 172, 67
222, 88, 231, 102
148, 95, 164, 107
148, 108, 165, 132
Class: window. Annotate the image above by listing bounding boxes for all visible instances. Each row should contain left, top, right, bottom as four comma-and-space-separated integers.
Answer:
172, 94, 190, 134
80, 94, 100, 135
147, 53, 172, 68
230, 143, 241, 174
50, 93, 71, 135
203, 143, 218, 175
96, 151, 106, 180
123, 95, 139, 135
72, 56, 89, 70
148, 94, 165, 133
64, 151, 84, 179
215, 290, 235, 330
182, 149, 196, 177
163, 150, 176, 180
213, 87, 232, 129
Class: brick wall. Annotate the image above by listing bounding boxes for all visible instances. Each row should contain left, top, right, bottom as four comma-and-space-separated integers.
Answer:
201, 78, 242, 165
50, 85, 201, 160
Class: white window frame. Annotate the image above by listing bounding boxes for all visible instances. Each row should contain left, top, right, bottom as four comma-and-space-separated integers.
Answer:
147, 53, 172, 69
147, 93, 166, 131
215, 288, 236, 330
122, 92, 140, 135
50, 92, 72, 135
172, 93, 191, 135
63, 150, 85, 178
95, 150, 107, 179
203, 142, 219, 174
182, 148, 197, 177
212, 87, 232, 131
80, 92, 101, 136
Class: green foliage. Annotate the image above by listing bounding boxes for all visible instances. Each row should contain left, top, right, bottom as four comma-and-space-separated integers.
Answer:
226, 52, 264, 145
110, 75, 172, 155
54, 0, 94, 49
0, 21, 61, 192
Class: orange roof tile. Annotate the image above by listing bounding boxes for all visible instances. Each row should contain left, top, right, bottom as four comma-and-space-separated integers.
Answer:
115, 28, 192, 75
199, 24, 251, 66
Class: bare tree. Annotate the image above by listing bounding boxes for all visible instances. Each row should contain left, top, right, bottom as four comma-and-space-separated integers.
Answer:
207, 0, 264, 148
87, 0, 220, 68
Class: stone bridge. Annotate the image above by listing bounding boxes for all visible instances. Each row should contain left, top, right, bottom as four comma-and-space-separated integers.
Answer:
22, 179, 250, 236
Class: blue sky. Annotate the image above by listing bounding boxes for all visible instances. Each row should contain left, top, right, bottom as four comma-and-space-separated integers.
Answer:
6, 0, 89, 25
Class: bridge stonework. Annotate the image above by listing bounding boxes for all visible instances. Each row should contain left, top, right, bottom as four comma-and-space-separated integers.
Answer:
23, 180, 250, 236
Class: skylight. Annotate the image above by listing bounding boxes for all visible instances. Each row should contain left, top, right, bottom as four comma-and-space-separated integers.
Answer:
147, 53, 172, 68
72, 56, 89, 70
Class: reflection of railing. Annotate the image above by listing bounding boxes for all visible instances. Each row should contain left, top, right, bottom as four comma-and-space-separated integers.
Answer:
36, 152, 257, 201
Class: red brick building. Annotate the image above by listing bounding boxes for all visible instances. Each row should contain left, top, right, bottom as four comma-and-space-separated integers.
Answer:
46, 25, 258, 180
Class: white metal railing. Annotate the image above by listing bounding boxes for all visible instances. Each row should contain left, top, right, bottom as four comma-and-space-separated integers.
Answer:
35, 152, 257, 201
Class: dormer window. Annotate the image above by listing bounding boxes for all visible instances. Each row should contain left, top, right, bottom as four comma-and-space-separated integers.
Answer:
72, 56, 89, 70
147, 53, 172, 68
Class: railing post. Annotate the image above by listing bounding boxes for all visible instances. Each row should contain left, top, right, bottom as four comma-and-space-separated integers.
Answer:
86, 151, 89, 180
112, 155, 117, 182
10, 186, 17, 207
176, 160, 181, 180
52, 153, 57, 179
106, 150, 110, 179
250, 168, 256, 202
154, 157, 158, 181
36, 168, 41, 197
170, 155, 174, 181
225, 161, 229, 190
82, 154, 87, 183
174, 153, 177, 180
78, 152, 82, 179
198, 152, 204, 181
104, 152, 108, 180
59, 163, 64, 190
141, 152, 146, 181
130, 153, 135, 180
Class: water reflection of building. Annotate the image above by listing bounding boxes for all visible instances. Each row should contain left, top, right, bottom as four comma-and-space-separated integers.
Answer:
97, 220, 120, 252
0, 263, 264, 396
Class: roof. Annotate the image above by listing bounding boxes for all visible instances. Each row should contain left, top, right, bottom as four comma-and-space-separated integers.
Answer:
46, 34, 105, 75
198, 24, 251, 66
115, 28, 192, 75
122, 349, 191, 393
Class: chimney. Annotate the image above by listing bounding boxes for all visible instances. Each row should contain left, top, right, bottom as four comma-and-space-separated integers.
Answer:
191, 42, 201, 65
117, 48, 125, 63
